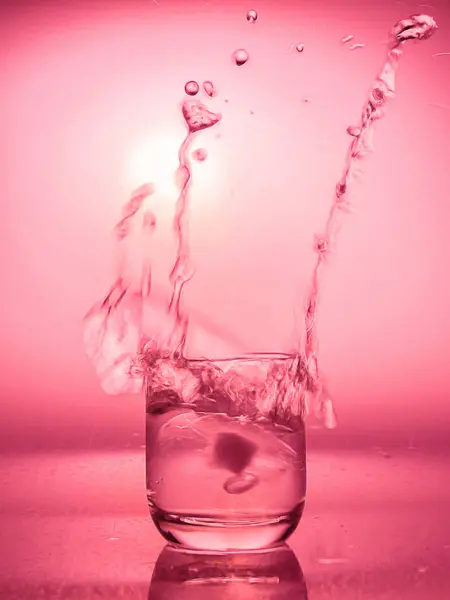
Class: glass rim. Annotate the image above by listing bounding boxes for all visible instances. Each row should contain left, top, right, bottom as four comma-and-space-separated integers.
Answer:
186, 351, 298, 364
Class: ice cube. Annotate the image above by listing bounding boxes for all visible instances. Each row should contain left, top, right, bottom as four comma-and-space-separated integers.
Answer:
213, 432, 258, 473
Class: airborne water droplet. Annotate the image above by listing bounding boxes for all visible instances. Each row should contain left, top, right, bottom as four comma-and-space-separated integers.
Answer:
192, 148, 208, 162
246, 9, 258, 23
224, 472, 259, 494
233, 49, 249, 66
184, 81, 199, 96
296, 44, 304, 53
203, 80, 217, 98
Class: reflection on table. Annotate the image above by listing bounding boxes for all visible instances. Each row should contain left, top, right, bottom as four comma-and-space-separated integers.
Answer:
148, 543, 308, 600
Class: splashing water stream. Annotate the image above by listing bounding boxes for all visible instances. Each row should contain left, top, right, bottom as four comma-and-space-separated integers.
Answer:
83, 14, 437, 428
302, 14, 437, 425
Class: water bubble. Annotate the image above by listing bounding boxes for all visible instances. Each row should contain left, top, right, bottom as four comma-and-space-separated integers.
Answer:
347, 125, 361, 137
224, 472, 259, 494
246, 9, 258, 23
192, 148, 208, 162
184, 81, 199, 96
203, 80, 217, 98
295, 44, 304, 53
233, 49, 249, 66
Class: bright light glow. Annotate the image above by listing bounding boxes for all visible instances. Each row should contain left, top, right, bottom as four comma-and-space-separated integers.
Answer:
125, 133, 218, 204
126, 135, 181, 196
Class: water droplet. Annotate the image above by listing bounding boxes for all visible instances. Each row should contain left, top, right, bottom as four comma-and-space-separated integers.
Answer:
192, 148, 208, 162
203, 80, 217, 97
246, 9, 258, 23
347, 125, 361, 137
349, 43, 365, 51
341, 34, 354, 44
295, 44, 304, 53
184, 81, 199, 96
233, 49, 249, 66
224, 472, 259, 494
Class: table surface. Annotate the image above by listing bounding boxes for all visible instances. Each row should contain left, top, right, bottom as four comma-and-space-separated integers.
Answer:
1, 445, 449, 599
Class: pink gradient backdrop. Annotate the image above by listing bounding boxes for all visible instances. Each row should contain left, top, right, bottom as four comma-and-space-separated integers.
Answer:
1, 0, 449, 451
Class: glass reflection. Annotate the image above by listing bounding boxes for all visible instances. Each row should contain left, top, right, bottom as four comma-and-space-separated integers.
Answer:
147, 542, 308, 599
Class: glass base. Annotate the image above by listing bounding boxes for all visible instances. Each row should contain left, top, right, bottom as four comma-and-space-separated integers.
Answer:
150, 501, 305, 551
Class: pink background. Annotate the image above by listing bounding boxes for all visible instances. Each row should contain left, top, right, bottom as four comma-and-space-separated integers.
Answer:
1, 0, 449, 451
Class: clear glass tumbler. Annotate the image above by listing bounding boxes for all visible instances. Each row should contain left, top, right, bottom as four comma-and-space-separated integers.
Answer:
145, 351, 307, 551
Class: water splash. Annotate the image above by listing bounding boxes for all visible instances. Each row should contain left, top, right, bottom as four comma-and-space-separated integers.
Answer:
303, 14, 437, 425
166, 101, 221, 354
83, 101, 221, 391
83, 14, 437, 429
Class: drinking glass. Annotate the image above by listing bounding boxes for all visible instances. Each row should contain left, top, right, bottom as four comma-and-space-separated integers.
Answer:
145, 350, 308, 551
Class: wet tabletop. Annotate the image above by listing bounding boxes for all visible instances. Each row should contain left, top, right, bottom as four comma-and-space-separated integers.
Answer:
1, 446, 449, 599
